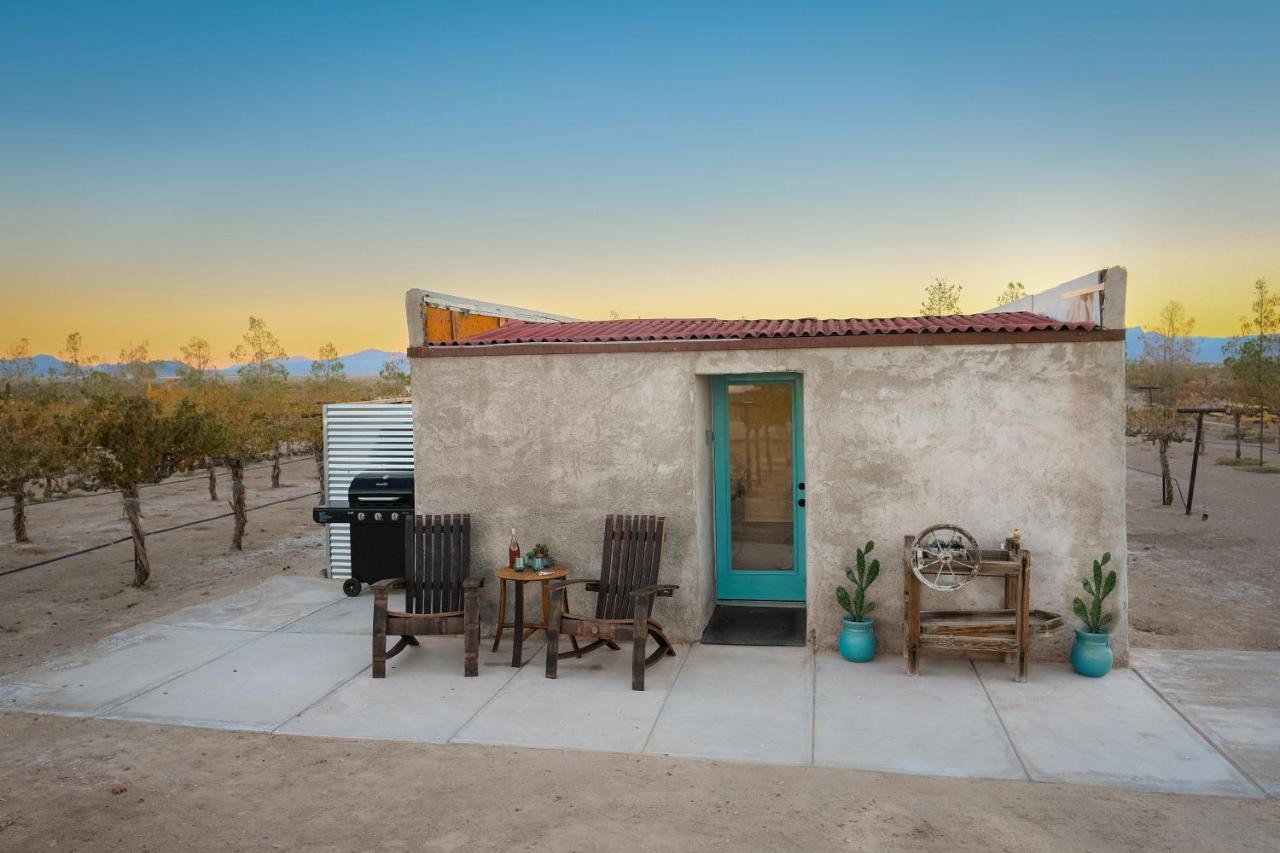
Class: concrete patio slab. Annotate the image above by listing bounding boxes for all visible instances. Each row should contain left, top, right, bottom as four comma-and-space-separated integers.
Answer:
155, 576, 345, 632
0, 624, 264, 717
813, 655, 1025, 780
455, 641, 683, 754
278, 638, 528, 742
977, 661, 1264, 798
106, 632, 370, 731
1132, 648, 1280, 797
281, 591, 381, 635
644, 644, 811, 765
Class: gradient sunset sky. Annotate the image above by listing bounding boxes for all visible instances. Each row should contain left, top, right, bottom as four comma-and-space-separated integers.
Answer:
3, 2, 1279, 362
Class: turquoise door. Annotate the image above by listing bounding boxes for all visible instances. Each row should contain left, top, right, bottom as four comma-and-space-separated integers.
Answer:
713, 374, 806, 601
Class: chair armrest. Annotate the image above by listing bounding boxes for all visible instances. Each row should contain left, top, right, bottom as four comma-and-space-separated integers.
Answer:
551, 578, 599, 593
373, 573, 401, 601
462, 577, 484, 589
631, 584, 679, 599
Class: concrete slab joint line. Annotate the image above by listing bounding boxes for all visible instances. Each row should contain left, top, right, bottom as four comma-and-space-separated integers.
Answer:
972, 659, 1033, 782
638, 639, 695, 755
1131, 664, 1271, 798
5, 577, 1278, 799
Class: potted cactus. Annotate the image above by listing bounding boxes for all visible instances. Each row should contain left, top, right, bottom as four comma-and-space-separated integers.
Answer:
836, 540, 880, 662
1071, 551, 1116, 677
527, 543, 552, 571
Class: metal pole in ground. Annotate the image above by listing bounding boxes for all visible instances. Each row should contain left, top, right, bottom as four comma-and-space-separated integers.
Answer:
1185, 412, 1204, 515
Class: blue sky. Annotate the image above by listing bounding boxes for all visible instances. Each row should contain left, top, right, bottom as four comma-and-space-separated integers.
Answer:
3, 1, 1279, 357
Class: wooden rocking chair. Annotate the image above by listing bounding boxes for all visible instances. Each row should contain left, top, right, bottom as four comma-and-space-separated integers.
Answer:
372, 513, 482, 678
545, 514, 678, 691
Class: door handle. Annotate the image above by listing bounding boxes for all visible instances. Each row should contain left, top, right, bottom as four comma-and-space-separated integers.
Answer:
797, 498, 806, 508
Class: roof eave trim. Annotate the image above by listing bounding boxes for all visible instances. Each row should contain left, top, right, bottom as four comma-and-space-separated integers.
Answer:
409, 327, 1123, 358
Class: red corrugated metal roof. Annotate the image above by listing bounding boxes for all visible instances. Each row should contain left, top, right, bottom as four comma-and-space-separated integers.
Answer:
437, 311, 1097, 347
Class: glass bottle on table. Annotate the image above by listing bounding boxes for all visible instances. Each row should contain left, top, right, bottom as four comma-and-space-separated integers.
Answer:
508, 528, 520, 569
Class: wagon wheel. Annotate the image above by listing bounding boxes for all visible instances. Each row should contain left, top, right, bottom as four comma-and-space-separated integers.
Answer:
911, 524, 982, 592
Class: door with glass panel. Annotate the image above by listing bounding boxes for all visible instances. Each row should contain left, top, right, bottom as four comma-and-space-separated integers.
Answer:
712, 374, 805, 601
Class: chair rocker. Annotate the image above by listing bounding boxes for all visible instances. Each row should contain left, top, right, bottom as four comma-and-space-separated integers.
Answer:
545, 514, 678, 691
372, 513, 482, 677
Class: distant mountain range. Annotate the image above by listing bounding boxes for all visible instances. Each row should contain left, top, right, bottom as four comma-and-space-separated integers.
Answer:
1, 348, 404, 379
1125, 328, 1235, 363
2, 332, 1244, 378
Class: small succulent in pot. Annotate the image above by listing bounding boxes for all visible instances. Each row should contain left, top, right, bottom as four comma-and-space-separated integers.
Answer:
1071, 551, 1116, 677
527, 543, 551, 571
836, 540, 879, 662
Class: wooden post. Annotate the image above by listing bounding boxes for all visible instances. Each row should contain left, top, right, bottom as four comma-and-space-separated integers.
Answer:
903, 535, 920, 676
511, 578, 525, 668
1015, 552, 1031, 682
463, 580, 480, 677
492, 577, 507, 652
372, 590, 388, 678
1185, 412, 1204, 515
545, 587, 561, 679
632, 594, 649, 691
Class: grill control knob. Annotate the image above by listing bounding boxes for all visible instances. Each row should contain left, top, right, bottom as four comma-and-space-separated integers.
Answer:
391, 513, 400, 521
374, 512, 383, 521
357, 512, 366, 521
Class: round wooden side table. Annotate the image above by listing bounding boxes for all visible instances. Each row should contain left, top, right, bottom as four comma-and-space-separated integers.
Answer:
493, 564, 570, 667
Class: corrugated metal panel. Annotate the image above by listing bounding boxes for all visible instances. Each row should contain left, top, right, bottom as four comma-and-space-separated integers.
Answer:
322, 401, 414, 579
438, 311, 1097, 347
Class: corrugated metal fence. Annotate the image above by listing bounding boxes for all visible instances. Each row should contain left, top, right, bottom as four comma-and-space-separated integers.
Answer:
323, 400, 414, 579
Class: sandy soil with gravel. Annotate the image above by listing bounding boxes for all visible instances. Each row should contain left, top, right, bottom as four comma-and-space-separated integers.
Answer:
1127, 430, 1280, 650
1, 441, 1278, 850
0, 712, 1275, 853
0, 458, 326, 677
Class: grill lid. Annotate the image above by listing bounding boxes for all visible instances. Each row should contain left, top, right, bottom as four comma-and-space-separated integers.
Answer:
347, 471, 414, 506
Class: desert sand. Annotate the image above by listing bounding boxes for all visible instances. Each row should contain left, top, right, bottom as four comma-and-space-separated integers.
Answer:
1, 443, 1277, 851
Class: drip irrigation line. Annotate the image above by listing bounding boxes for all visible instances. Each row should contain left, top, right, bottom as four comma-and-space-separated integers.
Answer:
1125, 465, 1187, 506
0, 457, 313, 512
0, 489, 320, 579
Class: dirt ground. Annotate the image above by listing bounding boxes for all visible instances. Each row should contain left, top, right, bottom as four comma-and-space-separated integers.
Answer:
0, 712, 1275, 853
1126, 427, 1280, 651
1, 442, 1279, 850
0, 458, 326, 677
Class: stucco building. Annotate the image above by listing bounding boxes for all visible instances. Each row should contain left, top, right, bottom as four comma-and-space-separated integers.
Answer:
405, 269, 1129, 663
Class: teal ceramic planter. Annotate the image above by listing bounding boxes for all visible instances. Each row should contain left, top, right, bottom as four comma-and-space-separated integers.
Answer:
839, 616, 876, 662
1071, 629, 1113, 677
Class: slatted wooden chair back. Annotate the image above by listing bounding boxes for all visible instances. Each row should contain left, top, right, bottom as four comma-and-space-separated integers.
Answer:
594, 514, 666, 620
402, 513, 471, 614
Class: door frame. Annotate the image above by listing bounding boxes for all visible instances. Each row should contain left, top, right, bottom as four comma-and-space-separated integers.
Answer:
711, 372, 806, 602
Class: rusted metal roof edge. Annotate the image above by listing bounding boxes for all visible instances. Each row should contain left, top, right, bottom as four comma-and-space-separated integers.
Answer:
408, 327, 1125, 359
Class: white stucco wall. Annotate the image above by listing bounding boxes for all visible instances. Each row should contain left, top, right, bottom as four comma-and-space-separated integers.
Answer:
410, 337, 1128, 663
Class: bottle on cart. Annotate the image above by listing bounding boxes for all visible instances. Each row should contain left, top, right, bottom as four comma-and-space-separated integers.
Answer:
508, 528, 520, 569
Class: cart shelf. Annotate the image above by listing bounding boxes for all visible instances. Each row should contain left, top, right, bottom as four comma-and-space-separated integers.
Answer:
903, 537, 1064, 682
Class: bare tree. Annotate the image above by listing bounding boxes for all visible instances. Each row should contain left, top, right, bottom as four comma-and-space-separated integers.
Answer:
177, 336, 215, 384
59, 332, 96, 381
1141, 301, 1197, 406
1126, 405, 1189, 506
117, 341, 157, 388
920, 278, 963, 315
177, 336, 222, 499
375, 358, 410, 398
1224, 279, 1280, 462
995, 282, 1026, 306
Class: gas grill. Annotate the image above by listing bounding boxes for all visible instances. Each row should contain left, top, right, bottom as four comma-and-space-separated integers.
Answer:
312, 471, 414, 596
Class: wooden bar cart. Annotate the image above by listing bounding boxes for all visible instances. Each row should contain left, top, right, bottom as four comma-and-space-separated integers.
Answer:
902, 533, 1062, 682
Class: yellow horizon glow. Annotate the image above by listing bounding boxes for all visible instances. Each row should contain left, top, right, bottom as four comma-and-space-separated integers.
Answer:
3, 255, 1271, 363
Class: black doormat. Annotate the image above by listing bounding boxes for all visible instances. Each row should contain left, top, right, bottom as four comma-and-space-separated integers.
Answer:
700, 605, 806, 647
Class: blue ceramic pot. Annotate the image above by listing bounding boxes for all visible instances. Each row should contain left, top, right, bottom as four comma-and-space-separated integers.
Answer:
839, 616, 876, 662
1071, 629, 1113, 677
529, 557, 547, 571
